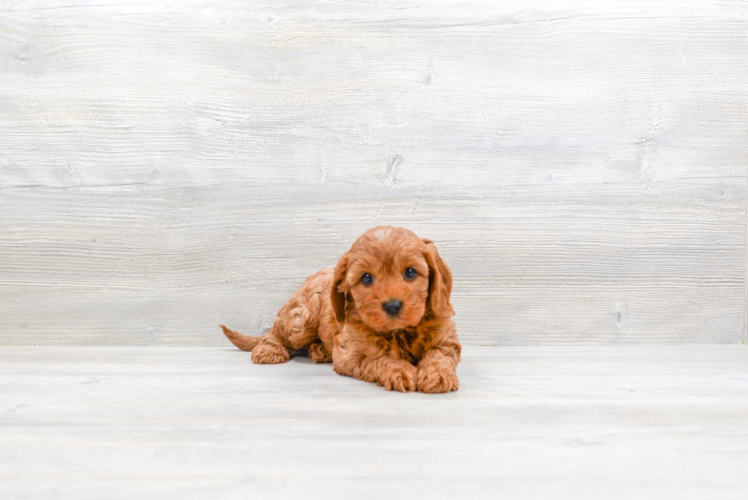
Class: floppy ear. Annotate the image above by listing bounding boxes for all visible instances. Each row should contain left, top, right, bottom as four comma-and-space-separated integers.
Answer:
422, 239, 454, 317
331, 252, 350, 323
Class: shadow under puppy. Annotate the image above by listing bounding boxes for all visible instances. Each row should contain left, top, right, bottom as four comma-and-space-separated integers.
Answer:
220, 226, 461, 393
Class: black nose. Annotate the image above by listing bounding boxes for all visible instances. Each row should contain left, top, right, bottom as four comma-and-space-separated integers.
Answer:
382, 300, 403, 317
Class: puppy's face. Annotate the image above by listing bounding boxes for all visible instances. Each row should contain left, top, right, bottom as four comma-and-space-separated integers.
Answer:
332, 227, 454, 332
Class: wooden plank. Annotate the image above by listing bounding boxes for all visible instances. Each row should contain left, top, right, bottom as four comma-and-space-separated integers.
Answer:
1, 345, 747, 499
0, 1, 745, 345
0, 186, 744, 345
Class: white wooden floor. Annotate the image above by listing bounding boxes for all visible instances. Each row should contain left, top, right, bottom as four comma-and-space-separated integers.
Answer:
1, 346, 747, 499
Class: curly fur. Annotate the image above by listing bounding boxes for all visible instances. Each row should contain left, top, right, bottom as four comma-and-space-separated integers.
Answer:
220, 226, 461, 393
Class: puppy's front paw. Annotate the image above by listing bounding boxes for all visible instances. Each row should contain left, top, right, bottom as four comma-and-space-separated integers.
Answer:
417, 362, 459, 394
381, 363, 418, 392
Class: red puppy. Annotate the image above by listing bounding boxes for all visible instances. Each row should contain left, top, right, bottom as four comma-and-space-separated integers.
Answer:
221, 226, 460, 393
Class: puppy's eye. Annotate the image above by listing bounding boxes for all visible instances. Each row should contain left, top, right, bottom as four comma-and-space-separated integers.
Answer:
403, 268, 417, 280
361, 273, 374, 286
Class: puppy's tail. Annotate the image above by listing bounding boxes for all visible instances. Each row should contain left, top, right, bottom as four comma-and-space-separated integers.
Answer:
220, 324, 261, 352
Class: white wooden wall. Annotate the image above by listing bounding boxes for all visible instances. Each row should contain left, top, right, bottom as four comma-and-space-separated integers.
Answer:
0, 1, 745, 346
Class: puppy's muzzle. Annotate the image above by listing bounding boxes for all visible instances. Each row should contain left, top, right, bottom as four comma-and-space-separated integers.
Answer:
382, 300, 403, 317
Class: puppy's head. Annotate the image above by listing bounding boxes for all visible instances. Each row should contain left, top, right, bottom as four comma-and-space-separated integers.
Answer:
332, 226, 454, 331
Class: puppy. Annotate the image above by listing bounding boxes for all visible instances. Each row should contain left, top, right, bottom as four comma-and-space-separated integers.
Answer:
220, 226, 460, 393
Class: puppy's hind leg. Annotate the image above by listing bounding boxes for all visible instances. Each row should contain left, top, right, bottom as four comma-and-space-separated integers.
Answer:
219, 324, 290, 364
221, 268, 332, 364
251, 333, 291, 364
307, 340, 332, 363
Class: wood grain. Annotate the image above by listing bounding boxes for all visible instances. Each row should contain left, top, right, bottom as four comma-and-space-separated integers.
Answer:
1, 345, 747, 499
0, 1, 745, 345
